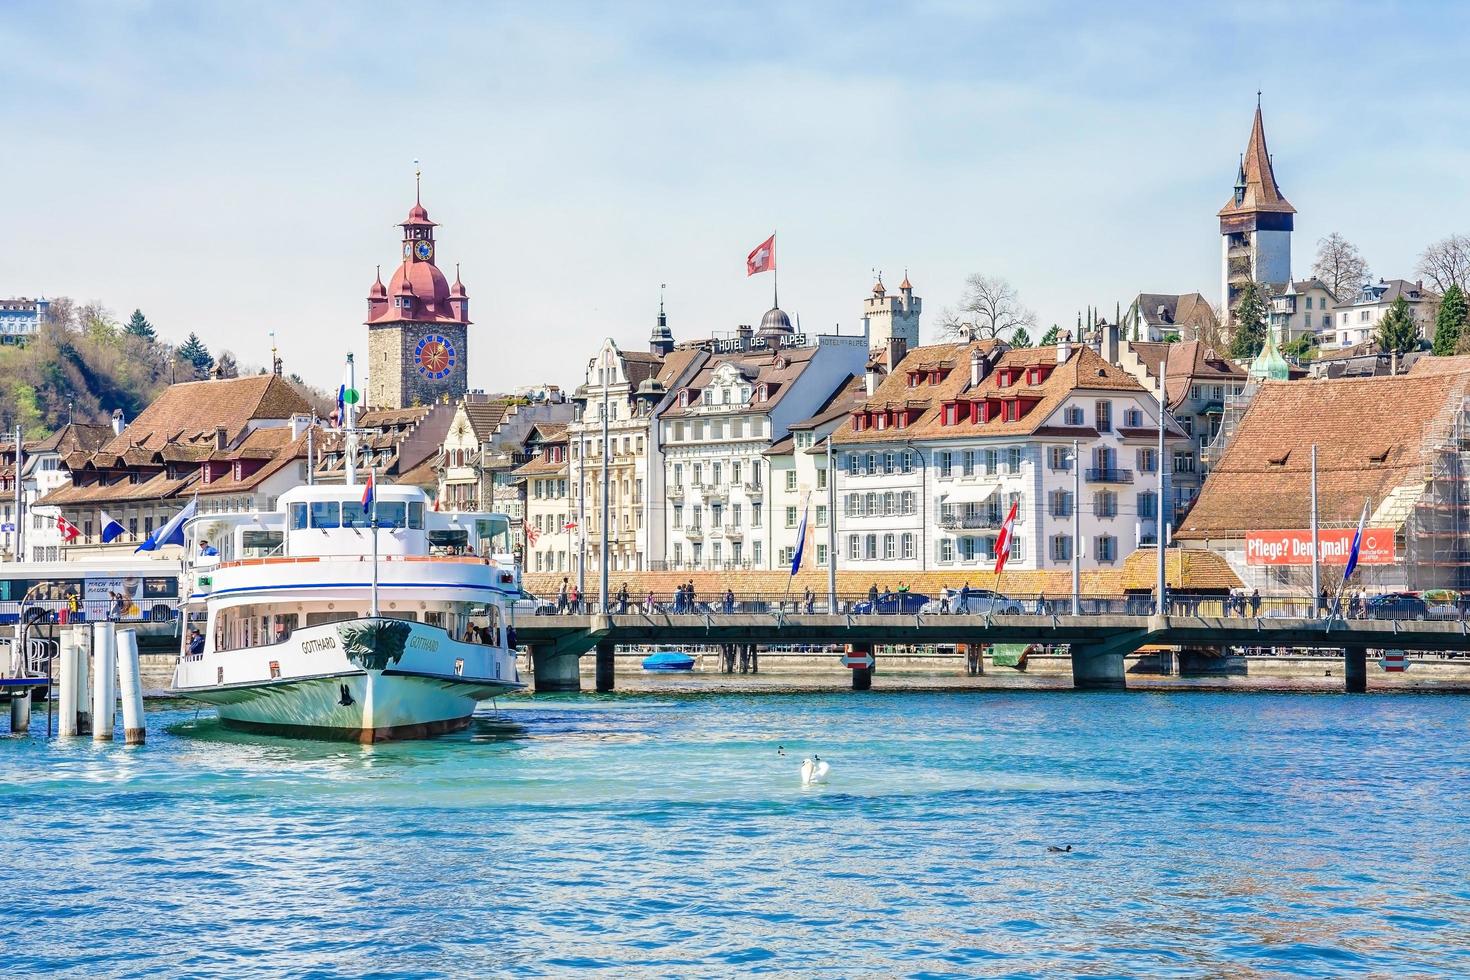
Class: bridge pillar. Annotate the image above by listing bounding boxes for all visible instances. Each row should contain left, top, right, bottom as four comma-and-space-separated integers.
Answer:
852, 643, 873, 691
1069, 631, 1147, 690
1344, 648, 1367, 693
531, 645, 582, 693
595, 640, 615, 693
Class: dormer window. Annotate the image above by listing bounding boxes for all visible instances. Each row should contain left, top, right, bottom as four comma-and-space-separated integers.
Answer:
756, 384, 769, 401
1004, 400, 1020, 422
907, 372, 920, 388
875, 414, 887, 430
679, 390, 690, 408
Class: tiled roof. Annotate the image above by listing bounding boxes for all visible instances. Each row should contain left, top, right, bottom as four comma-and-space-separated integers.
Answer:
462, 399, 513, 442
102, 375, 309, 454
1128, 340, 1246, 409
835, 341, 1156, 445
1133, 293, 1217, 332
663, 345, 821, 418
521, 548, 1239, 600
30, 423, 112, 455
1218, 104, 1295, 218
1177, 368, 1470, 540
356, 406, 433, 429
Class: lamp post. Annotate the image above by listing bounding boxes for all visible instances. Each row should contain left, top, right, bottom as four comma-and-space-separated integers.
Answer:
1072, 438, 1081, 616
600, 347, 611, 614
1156, 356, 1167, 615
826, 434, 837, 612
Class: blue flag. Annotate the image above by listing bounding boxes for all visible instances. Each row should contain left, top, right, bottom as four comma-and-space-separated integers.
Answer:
99, 510, 125, 544
1343, 500, 1370, 583
136, 497, 197, 553
790, 501, 809, 576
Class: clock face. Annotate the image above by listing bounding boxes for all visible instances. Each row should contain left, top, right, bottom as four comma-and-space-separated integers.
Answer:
415, 334, 457, 380
402, 242, 412, 259
414, 240, 434, 261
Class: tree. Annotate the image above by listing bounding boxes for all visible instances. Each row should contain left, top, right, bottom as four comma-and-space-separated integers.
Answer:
1162, 332, 1182, 344
214, 350, 239, 379
1009, 326, 1033, 348
1282, 332, 1316, 361
125, 309, 156, 340
1432, 285, 1467, 356
938, 273, 1036, 342
1417, 234, 1470, 296
1376, 296, 1420, 354
1039, 324, 1059, 346
1228, 282, 1267, 359
177, 333, 214, 376
1311, 232, 1371, 302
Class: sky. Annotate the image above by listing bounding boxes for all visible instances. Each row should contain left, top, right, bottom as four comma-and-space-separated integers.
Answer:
3, 0, 1469, 395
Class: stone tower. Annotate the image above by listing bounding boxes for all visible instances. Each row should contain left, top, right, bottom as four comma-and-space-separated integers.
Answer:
365, 182, 470, 409
861, 273, 921, 349
1219, 100, 1294, 326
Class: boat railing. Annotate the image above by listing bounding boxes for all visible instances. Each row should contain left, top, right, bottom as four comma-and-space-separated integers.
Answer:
212, 554, 508, 571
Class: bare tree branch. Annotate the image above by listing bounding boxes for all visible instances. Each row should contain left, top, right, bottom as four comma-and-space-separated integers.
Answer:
1417, 234, 1470, 295
1311, 232, 1370, 302
937, 273, 1036, 342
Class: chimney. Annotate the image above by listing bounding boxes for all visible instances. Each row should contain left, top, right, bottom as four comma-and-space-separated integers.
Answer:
865, 365, 880, 397
111, 409, 125, 436
736, 324, 753, 344
970, 348, 983, 386
290, 413, 311, 439
886, 336, 907, 371
214, 426, 228, 452
1058, 331, 1072, 364
1104, 320, 1120, 365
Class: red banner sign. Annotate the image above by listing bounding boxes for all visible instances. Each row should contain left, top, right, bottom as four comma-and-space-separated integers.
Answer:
1245, 529, 1396, 566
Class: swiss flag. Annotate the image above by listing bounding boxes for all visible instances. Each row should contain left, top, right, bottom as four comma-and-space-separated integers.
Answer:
993, 500, 1019, 575
746, 234, 776, 276
57, 514, 81, 543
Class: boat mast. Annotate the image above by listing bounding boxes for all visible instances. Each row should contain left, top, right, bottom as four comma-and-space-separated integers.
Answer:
369, 466, 380, 618
344, 353, 359, 487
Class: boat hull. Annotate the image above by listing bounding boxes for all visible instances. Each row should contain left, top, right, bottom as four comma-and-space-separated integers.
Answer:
174, 617, 523, 743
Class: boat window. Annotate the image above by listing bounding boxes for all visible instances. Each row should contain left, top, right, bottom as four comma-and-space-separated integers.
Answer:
305, 610, 355, 627
241, 530, 284, 556
381, 611, 417, 622
376, 501, 408, 528
290, 503, 308, 530
408, 501, 425, 529
310, 501, 340, 529
429, 529, 469, 549
341, 501, 371, 528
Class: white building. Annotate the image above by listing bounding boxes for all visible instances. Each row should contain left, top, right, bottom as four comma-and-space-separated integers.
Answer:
660, 310, 868, 571
515, 423, 575, 577
1329, 279, 1438, 349
1268, 279, 1337, 346
831, 339, 1188, 576
0, 297, 49, 344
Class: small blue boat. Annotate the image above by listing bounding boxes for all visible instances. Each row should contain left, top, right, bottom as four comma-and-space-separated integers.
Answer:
641, 650, 695, 672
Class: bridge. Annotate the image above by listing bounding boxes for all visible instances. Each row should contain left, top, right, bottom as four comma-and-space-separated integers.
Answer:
514, 612, 1470, 694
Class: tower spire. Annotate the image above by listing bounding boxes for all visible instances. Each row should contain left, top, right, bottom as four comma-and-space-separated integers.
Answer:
650, 282, 674, 356
414, 158, 421, 205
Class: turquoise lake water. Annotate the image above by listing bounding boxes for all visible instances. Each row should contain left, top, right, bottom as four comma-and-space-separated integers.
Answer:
3, 690, 1469, 977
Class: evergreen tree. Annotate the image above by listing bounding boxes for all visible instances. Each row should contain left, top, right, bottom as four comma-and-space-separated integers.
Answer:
1039, 325, 1059, 346
1432, 284, 1467, 356
1228, 282, 1267, 359
1009, 326, 1033, 348
1376, 296, 1420, 354
124, 309, 156, 340
177, 332, 214, 376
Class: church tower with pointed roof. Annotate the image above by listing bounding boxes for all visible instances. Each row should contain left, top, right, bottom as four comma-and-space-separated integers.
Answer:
365, 172, 471, 409
1219, 99, 1294, 327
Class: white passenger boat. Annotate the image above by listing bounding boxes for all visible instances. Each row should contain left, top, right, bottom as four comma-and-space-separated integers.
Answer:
171, 482, 524, 742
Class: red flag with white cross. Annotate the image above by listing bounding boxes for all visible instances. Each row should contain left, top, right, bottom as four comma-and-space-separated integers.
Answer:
746, 234, 776, 276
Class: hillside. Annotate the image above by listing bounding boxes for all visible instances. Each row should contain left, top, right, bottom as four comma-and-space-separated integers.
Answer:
0, 299, 329, 436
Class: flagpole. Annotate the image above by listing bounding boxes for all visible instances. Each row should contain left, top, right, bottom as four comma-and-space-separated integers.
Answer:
1310, 444, 1320, 611
772, 230, 778, 309
369, 468, 380, 618
826, 436, 837, 613
344, 353, 359, 488
1156, 355, 1167, 615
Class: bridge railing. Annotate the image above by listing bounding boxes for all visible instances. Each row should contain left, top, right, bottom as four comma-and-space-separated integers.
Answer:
514, 590, 1459, 622
0, 598, 180, 626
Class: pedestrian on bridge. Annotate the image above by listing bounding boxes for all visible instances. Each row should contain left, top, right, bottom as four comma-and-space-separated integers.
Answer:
617, 582, 630, 614
804, 587, 815, 614
1250, 589, 1262, 617
557, 578, 570, 615
868, 583, 879, 607
723, 589, 735, 614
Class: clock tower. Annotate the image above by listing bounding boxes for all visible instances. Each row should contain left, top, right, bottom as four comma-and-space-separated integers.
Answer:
365, 177, 471, 409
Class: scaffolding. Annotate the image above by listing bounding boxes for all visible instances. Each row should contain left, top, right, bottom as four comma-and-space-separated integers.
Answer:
1402, 383, 1470, 592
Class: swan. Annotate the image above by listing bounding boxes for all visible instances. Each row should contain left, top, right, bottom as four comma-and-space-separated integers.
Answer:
801, 755, 831, 786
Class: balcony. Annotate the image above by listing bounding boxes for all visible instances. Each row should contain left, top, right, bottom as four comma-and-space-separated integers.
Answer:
742, 480, 763, 495
722, 524, 743, 539
937, 512, 1020, 531
1085, 468, 1134, 484
667, 484, 685, 501
702, 485, 729, 503
684, 525, 705, 540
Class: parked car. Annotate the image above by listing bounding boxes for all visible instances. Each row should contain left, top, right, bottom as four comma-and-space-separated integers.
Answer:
920, 588, 1025, 616
1365, 593, 1430, 621
852, 592, 931, 615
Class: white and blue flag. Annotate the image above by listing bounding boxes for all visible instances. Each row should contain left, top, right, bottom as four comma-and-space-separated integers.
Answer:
135, 497, 197, 553
1343, 500, 1370, 583
790, 498, 809, 576
99, 510, 125, 544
